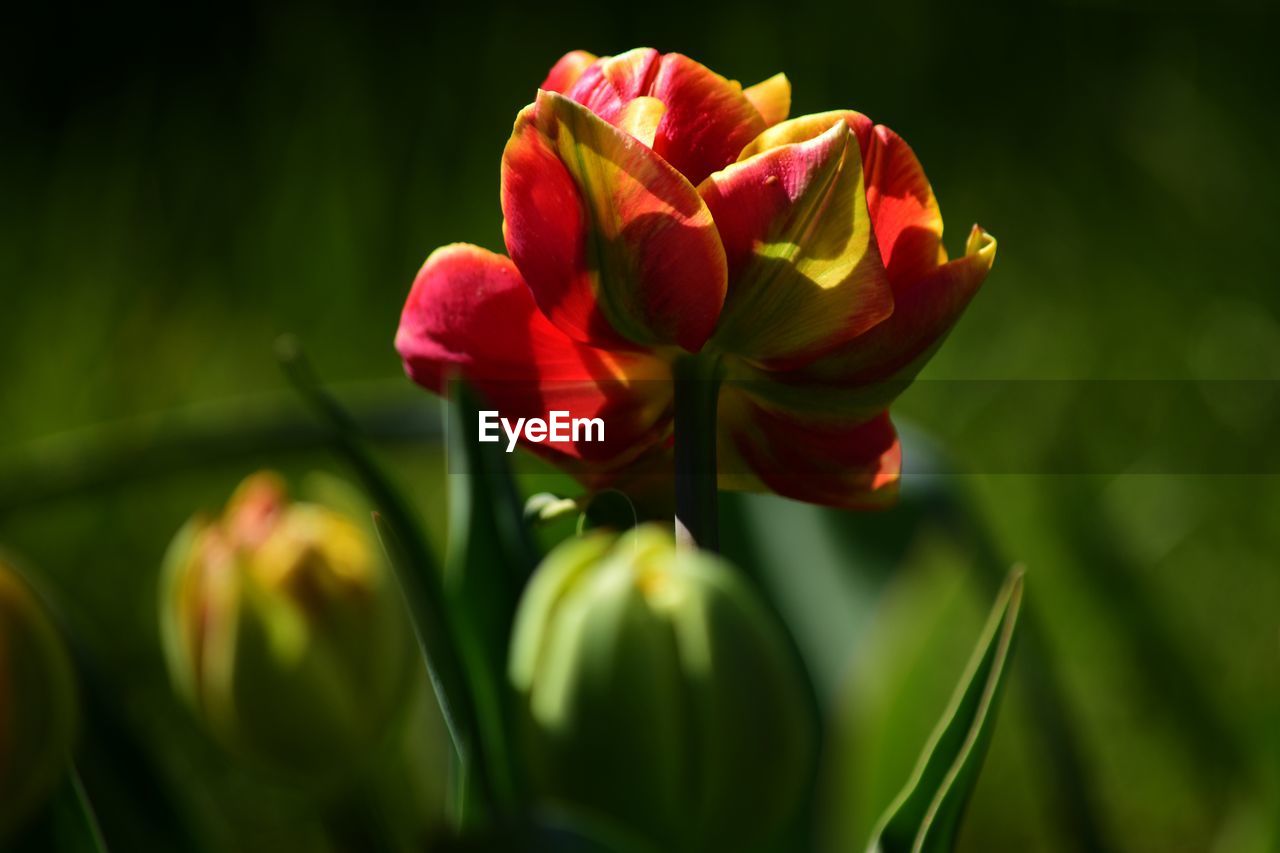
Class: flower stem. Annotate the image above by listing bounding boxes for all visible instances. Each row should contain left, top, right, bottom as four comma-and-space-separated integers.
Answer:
672, 353, 723, 551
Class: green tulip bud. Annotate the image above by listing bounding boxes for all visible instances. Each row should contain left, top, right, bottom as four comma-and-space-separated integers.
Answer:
159, 472, 415, 776
0, 559, 77, 836
509, 525, 815, 851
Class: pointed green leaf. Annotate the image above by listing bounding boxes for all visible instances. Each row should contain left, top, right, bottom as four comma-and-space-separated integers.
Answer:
278, 338, 494, 818
443, 380, 541, 809
9, 765, 107, 853
51, 766, 107, 853
370, 514, 473, 771
41, 674, 200, 852
445, 380, 539, 620
868, 568, 1025, 853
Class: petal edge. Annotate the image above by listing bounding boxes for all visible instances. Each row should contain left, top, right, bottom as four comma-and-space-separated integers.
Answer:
743, 73, 791, 128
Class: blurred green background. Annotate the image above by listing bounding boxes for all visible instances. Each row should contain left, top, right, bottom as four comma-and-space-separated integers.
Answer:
2, 1, 1278, 851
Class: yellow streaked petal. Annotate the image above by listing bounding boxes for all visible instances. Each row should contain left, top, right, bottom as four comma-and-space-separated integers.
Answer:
618, 96, 666, 148
701, 121, 893, 367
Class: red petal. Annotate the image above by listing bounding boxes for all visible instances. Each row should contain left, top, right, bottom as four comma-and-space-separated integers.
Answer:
395, 244, 673, 466
541, 50, 599, 94
647, 53, 766, 185
859, 123, 945, 289
565, 48, 661, 123
501, 91, 727, 352
720, 391, 901, 509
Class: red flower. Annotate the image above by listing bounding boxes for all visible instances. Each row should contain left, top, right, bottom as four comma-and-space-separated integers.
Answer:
395, 49, 995, 508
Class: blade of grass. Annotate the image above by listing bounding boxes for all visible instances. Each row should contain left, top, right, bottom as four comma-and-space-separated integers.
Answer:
10, 764, 108, 853
277, 336, 495, 820
371, 514, 480, 797
13, 569, 202, 852
71, 657, 206, 852
441, 381, 540, 808
64, 765, 108, 853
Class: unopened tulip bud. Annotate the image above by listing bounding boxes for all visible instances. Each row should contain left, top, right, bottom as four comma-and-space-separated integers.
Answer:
0, 559, 77, 836
509, 525, 814, 850
159, 472, 415, 776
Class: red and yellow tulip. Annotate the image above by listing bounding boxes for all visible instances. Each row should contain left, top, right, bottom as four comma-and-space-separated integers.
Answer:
396, 48, 995, 509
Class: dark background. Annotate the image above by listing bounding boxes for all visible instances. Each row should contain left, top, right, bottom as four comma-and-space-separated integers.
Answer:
2, 2, 1278, 851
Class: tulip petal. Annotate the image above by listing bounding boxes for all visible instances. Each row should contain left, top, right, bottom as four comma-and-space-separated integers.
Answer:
739, 110, 944, 287
719, 390, 901, 509
861, 123, 946, 287
567, 50, 767, 185
646, 53, 767, 185
701, 120, 893, 366
566, 47, 662, 122
808, 225, 996, 384
736, 110, 872, 160
395, 243, 673, 467
501, 90, 728, 352
743, 73, 791, 128
730, 226, 996, 420
541, 50, 599, 94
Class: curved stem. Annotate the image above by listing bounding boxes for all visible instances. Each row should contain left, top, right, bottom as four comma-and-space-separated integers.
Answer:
672, 354, 723, 551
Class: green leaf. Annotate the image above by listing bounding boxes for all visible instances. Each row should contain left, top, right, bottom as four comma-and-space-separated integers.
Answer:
71, 684, 196, 851
444, 380, 539, 623
278, 338, 492, 819
862, 423, 1110, 851
370, 515, 477, 779
9, 764, 107, 853
50, 766, 107, 853
443, 380, 541, 810
867, 568, 1025, 853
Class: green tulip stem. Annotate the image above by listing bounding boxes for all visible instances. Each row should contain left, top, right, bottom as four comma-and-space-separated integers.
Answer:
672, 353, 723, 552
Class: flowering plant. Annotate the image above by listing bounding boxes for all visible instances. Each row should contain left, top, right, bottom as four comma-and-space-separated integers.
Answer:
382, 48, 1013, 851
397, 48, 995, 511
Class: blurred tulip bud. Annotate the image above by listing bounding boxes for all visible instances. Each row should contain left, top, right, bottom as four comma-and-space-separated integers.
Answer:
0, 558, 77, 836
509, 525, 815, 850
159, 472, 416, 776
